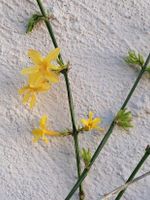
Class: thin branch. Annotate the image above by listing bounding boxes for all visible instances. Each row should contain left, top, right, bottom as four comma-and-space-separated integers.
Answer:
35, 0, 84, 199
65, 54, 150, 200
101, 171, 150, 200
33, 1, 150, 200
115, 145, 150, 200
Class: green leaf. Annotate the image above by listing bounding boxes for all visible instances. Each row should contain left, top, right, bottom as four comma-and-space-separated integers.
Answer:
125, 50, 145, 68
81, 148, 91, 169
145, 66, 150, 73
115, 108, 133, 130
26, 13, 46, 33
138, 53, 144, 66
57, 58, 63, 66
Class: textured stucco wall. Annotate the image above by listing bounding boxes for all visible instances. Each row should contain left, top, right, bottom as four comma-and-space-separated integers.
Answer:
0, 0, 150, 200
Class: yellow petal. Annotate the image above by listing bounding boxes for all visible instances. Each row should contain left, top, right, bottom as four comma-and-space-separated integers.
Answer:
45, 130, 61, 136
40, 115, 48, 129
38, 82, 51, 92
32, 129, 43, 136
46, 71, 59, 83
18, 86, 29, 94
29, 73, 44, 86
32, 137, 39, 143
22, 93, 31, 104
48, 65, 61, 71
40, 83, 51, 91
42, 135, 49, 144
21, 66, 38, 75
81, 119, 88, 126
30, 95, 36, 109
32, 129, 43, 143
92, 118, 101, 125
96, 127, 104, 132
28, 49, 42, 64
89, 112, 94, 120
45, 48, 60, 63
32, 135, 41, 143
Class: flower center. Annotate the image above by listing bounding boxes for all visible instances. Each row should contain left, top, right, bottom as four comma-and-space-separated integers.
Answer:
39, 61, 48, 74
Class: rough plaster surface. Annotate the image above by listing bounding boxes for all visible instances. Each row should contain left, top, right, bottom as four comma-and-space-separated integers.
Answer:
0, 0, 150, 199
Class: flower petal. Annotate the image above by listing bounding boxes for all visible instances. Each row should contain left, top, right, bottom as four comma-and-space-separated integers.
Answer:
39, 82, 51, 91
30, 95, 36, 109
32, 129, 43, 142
28, 50, 42, 64
89, 112, 94, 120
92, 118, 101, 125
32, 136, 40, 143
18, 86, 29, 94
45, 48, 60, 63
45, 130, 61, 136
29, 73, 44, 86
48, 65, 62, 72
46, 71, 59, 83
42, 135, 49, 144
40, 115, 48, 129
81, 119, 88, 126
96, 127, 104, 132
21, 66, 38, 75
22, 93, 31, 104
32, 129, 42, 136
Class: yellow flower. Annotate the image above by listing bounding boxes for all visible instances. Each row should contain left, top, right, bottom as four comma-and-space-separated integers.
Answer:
21, 48, 60, 86
18, 81, 50, 108
32, 115, 61, 143
81, 111, 103, 131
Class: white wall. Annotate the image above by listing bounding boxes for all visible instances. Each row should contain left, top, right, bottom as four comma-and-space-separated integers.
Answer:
0, 0, 150, 199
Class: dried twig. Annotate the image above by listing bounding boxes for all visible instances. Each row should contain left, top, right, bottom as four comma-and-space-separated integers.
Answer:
101, 171, 150, 200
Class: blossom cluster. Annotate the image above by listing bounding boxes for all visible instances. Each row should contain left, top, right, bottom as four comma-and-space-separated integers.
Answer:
19, 48, 61, 108
19, 49, 103, 143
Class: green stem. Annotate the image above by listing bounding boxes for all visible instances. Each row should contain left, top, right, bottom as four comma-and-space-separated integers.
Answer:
115, 145, 150, 200
36, 0, 63, 63
65, 54, 150, 200
63, 72, 84, 199
35, 0, 84, 199
63, 72, 77, 131
121, 55, 150, 109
